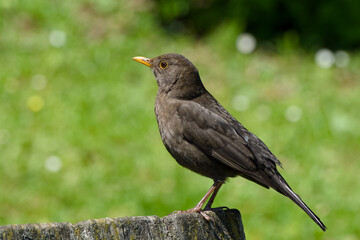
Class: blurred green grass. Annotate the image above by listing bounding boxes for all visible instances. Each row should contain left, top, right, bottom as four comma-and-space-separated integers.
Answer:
1, 1, 360, 239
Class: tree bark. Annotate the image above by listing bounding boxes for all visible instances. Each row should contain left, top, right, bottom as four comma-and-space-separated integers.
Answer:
0, 208, 245, 240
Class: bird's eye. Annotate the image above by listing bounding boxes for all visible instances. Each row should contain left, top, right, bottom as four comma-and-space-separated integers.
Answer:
159, 61, 168, 69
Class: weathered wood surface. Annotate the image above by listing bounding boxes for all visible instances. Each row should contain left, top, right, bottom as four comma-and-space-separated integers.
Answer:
0, 208, 245, 240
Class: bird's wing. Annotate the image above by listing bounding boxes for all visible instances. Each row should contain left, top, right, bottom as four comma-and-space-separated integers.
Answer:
176, 101, 260, 173
176, 100, 327, 231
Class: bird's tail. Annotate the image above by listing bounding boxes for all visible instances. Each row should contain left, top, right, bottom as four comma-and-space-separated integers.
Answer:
274, 175, 327, 231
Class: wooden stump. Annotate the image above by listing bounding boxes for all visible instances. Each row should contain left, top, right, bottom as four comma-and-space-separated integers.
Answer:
0, 208, 245, 240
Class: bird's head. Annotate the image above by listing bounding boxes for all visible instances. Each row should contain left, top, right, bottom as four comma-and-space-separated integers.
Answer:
133, 53, 206, 99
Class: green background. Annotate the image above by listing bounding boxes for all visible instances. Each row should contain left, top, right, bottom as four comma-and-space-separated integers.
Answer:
1, 1, 359, 239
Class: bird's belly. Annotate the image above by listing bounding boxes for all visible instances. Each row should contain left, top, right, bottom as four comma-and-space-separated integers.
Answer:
157, 116, 237, 181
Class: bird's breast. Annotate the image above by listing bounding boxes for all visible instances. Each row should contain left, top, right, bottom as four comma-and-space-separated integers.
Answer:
154, 95, 182, 146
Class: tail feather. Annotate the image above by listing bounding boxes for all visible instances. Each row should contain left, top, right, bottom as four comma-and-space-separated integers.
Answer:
275, 176, 327, 231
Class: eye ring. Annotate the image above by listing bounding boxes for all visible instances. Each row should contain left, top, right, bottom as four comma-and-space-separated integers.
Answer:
159, 61, 168, 69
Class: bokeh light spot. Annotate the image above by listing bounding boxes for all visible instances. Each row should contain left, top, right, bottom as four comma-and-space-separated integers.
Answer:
236, 33, 256, 54
232, 95, 250, 111
334, 50, 350, 68
315, 48, 335, 68
45, 155, 63, 172
31, 74, 47, 90
330, 113, 352, 134
49, 30, 67, 47
27, 95, 45, 112
285, 105, 302, 122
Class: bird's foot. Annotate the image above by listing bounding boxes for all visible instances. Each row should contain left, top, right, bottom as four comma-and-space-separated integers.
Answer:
171, 207, 214, 221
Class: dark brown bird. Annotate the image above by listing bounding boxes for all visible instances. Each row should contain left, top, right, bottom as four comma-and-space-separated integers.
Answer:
132, 53, 326, 231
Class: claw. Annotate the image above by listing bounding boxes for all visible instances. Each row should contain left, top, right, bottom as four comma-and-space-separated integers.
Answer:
200, 211, 215, 222
170, 208, 214, 222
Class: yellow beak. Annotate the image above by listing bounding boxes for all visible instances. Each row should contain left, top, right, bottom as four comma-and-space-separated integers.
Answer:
132, 56, 152, 67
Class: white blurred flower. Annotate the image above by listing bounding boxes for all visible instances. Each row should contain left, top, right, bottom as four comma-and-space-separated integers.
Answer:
31, 74, 47, 90
49, 30, 66, 47
315, 48, 335, 68
236, 33, 256, 54
232, 95, 249, 111
285, 105, 302, 122
330, 114, 351, 134
334, 50, 350, 68
45, 155, 63, 172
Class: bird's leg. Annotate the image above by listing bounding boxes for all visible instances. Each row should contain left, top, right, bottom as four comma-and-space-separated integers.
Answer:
189, 181, 221, 212
204, 181, 224, 210
172, 180, 224, 221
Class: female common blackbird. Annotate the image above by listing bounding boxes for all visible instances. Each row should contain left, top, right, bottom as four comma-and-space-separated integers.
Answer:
132, 53, 326, 231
